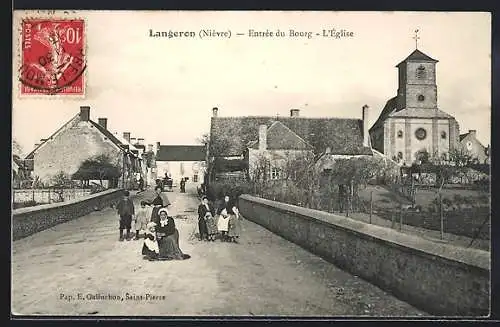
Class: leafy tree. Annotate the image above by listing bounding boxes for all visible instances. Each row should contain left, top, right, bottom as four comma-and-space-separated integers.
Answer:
72, 154, 121, 187
12, 139, 23, 157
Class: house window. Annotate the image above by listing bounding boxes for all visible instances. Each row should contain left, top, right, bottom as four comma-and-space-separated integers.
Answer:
416, 65, 426, 79
193, 174, 198, 182
397, 130, 403, 138
397, 151, 403, 159
441, 131, 447, 139
271, 167, 281, 180
417, 94, 425, 102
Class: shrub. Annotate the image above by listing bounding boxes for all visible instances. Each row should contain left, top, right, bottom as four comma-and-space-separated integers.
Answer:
207, 181, 254, 202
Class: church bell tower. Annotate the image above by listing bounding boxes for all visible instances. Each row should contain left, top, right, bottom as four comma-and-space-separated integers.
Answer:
396, 30, 439, 111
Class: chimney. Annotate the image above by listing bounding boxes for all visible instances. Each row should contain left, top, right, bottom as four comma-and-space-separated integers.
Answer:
156, 142, 161, 154
130, 137, 137, 144
122, 132, 131, 143
97, 118, 108, 130
80, 106, 90, 121
34, 143, 40, 148
362, 105, 370, 147
137, 138, 145, 146
258, 125, 267, 151
469, 130, 477, 138
148, 144, 154, 152
290, 109, 300, 117
212, 107, 218, 117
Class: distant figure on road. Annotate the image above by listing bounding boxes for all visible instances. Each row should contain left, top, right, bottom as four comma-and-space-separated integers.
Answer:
149, 186, 171, 225
142, 222, 160, 260
198, 196, 217, 241
156, 208, 191, 260
180, 178, 186, 193
116, 190, 135, 241
134, 201, 152, 240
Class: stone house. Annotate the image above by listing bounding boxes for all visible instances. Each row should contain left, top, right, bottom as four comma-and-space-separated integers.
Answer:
208, 106, 373, 182
369, 48, 461, 165
459, 130, 490, 164
24, 106, 141, 188
155, 145, 206, 187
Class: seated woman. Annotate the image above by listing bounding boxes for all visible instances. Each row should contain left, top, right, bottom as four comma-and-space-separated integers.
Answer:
156, 208, 191, 260
142, 222, 160, 261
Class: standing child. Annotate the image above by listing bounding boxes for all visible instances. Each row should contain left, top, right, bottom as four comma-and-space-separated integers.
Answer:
134, 201, 152, 240
116, 190, 135, 241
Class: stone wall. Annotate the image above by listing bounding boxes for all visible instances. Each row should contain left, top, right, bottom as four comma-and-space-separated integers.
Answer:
238, 194, 490, 317
12, 189, 125, 241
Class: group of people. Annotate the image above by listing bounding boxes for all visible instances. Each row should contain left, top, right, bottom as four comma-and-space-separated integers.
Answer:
116, 187, 190, 261
197, 195, 241, 243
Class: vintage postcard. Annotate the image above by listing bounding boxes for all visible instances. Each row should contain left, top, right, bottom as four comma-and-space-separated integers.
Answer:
11, 11, 491, 318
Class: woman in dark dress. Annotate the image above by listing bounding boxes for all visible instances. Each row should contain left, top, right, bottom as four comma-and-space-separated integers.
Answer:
198, 196, 217, 241
149, 186, 171, 225
156, 209, 190, 260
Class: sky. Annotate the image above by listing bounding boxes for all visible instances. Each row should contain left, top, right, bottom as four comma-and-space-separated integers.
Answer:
12, 11, 491, 157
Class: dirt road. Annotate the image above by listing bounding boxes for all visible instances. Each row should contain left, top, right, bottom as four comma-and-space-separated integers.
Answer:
12, 189, 427, 317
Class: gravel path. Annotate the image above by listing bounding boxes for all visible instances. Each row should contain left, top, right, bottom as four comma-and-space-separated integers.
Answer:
12, 190, 427, 317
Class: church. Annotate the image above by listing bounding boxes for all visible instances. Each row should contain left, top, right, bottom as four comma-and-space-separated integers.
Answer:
369, 44, 460, 166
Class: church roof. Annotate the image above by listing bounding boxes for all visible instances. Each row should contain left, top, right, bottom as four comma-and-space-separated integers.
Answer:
396, 49, 438, 67
389, 108, 454, 119
369, 97, 398, 132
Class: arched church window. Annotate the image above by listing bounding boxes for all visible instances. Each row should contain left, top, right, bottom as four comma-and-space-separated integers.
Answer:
441, 131, 447, 139
416, 65, 426, 79
417, 94, 425, 102
415, 128, 427, 140
397, 130, 403, 138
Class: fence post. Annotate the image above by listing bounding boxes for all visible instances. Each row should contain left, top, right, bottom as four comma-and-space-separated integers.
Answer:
48, 188, 51, 204
399, 203, 403, 231
32, 188, 35, 203
440, 192, 444, 240
369, 190, 373, 224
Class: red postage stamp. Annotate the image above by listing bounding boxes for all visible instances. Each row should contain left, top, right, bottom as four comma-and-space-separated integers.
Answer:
19, 19, 86, 96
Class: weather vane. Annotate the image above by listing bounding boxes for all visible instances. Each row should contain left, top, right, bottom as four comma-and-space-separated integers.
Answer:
413, 29, 420, 49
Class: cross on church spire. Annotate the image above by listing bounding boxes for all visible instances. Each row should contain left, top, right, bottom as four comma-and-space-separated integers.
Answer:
413, 29, 420, 49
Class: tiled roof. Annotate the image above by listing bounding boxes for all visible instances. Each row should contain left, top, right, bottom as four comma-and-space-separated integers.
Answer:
91, 121, 127, 151
396, 49, 438, 67
249, 121, 314, 150
156, 145, 206, 161
210, 115, 370, 157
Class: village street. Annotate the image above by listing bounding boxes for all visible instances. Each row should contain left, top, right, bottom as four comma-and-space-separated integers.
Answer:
12, 187, 426, 317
